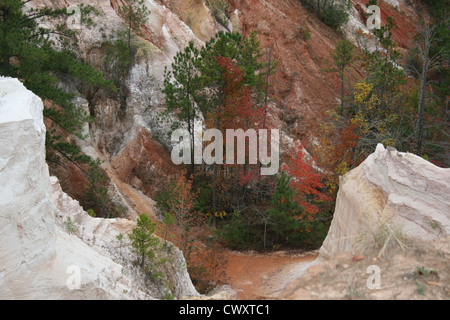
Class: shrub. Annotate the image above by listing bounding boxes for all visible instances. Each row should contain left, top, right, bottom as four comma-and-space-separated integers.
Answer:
63, 217, 77, 234
222, 211, 252, 250
205, 0, 229, 27
319, 0, 350, 30
298, 23, 312, 40
299, 0, 351, 30
84, 159, 127, 218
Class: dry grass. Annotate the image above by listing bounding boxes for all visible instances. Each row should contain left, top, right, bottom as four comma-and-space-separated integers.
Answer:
356, 219, 409, 260
280, 235, 450, 300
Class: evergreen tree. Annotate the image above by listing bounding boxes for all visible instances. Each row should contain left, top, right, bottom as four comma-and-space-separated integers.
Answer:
103, 38, 133, 111
365, 16, 406, 111
300, 0, 350, 30
198, 31, 272, 108
162, 41, 202, 176
319, 0, 350, 30
0, 0, 114, 166
118, 0, 150, 54
406, 2, 449, 159
331, 39, 354, 115
129, 214, 159, 267
267, 171, 303, 245
413, 19, 440, 156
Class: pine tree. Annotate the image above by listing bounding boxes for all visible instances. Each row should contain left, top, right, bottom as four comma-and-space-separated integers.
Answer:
103, 39, 133, 111
267, 171, 303, 245
198, 31, 272, 109
0, 0, 114, 166
365, 16, 406, 111
162, 41, 202, 176
118, 0, 150, 55
331, 39, 354, 115
409, 17, 447, 156
129, 214, 159, 267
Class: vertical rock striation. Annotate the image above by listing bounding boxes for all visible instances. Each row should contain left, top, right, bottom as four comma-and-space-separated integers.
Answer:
0, 77, 199, 299
0, 77, 56, 292
320, 144, 450, 259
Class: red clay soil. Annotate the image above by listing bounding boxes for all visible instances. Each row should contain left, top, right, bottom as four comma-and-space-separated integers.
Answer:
111, 127, 181, 200
227, 0, 344, 138
223, 250, 318, 300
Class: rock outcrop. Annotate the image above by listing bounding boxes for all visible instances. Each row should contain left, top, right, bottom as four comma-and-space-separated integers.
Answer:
0, 77, 56, 291
280, 144, 449, 300
0, 77, 199, 299
320, 144, 450, 259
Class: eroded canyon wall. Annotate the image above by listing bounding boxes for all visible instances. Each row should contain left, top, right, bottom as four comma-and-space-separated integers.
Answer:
0, 77, 199, 299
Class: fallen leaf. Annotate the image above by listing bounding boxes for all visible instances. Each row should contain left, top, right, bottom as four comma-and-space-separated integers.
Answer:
426, 281, 441, 287
352, 254, 365, 262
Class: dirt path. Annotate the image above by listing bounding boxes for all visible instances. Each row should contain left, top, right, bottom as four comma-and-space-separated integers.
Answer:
224, 250, 319, 299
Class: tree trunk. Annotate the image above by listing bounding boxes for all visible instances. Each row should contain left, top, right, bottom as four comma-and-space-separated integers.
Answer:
263, 47, 272, 129
339, 68, 344, 115
212, 94, 223, 227
141, 250, 145, 267
128, 11, 132, 56
191, 118, 195, 177
417, 63, 428, 156
416, 20, 434, 157
212, 115, 220, 227
187, 111, 194, 177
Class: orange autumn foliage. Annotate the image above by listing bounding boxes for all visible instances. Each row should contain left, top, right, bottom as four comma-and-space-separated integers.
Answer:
283, 146, 331, 221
